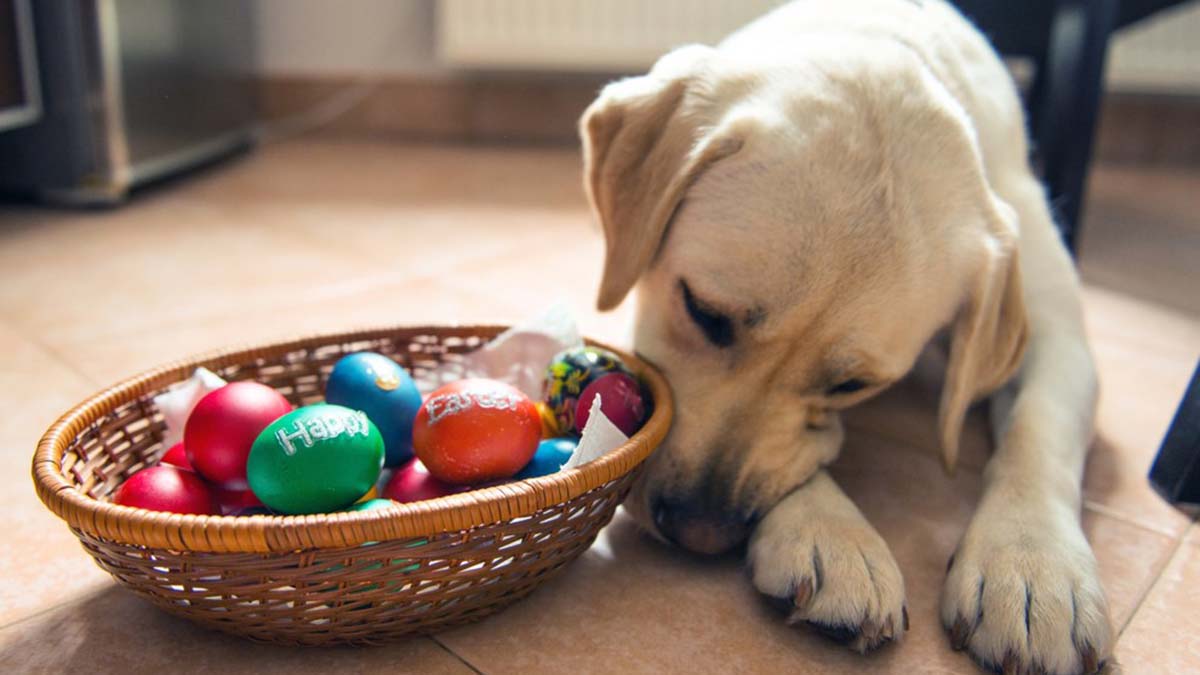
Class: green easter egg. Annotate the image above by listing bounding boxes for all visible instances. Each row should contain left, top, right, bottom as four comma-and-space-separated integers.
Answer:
248, 404, 385, 515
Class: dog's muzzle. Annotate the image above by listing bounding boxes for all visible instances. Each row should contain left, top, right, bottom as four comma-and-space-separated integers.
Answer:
651, 496, 753, 556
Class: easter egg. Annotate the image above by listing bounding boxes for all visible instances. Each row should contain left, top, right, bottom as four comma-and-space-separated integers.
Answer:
534, 401, 561, 438
325, 352, 423, 468
542, 346, 631, 435
113, 465, 217, 515
159, 442, 193, 471
413, 379, 541, 485
184, 382, 292, 490
383, 458, 471, 503
230, 505, 274, 516
575, 372, 647, 436
516, 437, 579, 479
214, 486, 263, 515
247, 404, 385, 515
346, 498, 396, 512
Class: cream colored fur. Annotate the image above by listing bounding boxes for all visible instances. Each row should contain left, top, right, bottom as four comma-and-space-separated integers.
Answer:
579, 1, 1112, 673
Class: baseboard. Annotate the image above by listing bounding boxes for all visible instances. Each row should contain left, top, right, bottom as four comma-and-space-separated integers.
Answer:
258, 74, 612, 145
260, 75, 1200, 166
1095, 92, 1200, 167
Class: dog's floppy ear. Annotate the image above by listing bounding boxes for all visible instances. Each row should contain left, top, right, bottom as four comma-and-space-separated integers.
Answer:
938, 196, 1029, 473
886, 63, 1029, 474
580, 44, 742, 311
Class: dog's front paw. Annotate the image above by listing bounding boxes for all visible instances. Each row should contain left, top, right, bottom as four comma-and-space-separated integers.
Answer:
941, 507, 1113, 675
749, 507, 907, 652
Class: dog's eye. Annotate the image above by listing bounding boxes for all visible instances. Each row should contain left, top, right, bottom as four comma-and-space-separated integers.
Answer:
827, 379, 868, 396
681, 280, 734, 348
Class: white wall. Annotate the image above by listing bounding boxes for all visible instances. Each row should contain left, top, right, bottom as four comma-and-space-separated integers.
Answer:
1107, 2, 1200, 95
255, 0, 1200, 94
254, 0, 441, 76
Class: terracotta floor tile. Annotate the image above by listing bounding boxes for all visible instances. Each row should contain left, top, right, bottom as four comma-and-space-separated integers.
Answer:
0, 323, 114, 626
0, 200, 392, 347
1079, 166, 1200, 318
177, 138, 587, 212
438, 432, 1171, 674
0, 586, 472, 674
1081, 286, 1200, 361
1084, 317, 1197, 537
52, 276, 521, 386
271, 202, 597, 277
1115, 530, 1200, 672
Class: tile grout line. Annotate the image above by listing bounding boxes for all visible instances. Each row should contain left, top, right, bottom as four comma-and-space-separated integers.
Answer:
279, 211, 546, 283
1081, 499, 1184, 539
430, 635, 487, 675
20, 235, 544, 356
848, 423, 1194, 542
0, 321, 103, 390
1115, 518, 1196, 639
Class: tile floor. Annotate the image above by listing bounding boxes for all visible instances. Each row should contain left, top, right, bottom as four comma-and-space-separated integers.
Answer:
0, 139, 1196, 674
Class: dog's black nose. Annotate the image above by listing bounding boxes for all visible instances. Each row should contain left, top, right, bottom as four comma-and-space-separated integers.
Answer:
652, 496, 751, 556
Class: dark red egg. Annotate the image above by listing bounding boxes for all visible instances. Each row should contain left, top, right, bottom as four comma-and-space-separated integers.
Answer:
183, 382, 292, 490
382, 458, 471, 503
112, 465, 217, 515
159, 442, 193, 471
574, 372, 646, 436
214, 486, 263, 515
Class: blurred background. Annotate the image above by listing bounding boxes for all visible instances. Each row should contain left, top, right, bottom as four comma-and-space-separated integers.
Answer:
0, 0, 1195, 351
2, 3, 1200, 672
1, 1, 1198, 196
2, 0, 1196, 314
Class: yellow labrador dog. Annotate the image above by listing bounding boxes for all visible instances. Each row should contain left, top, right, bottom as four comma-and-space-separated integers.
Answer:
579, 1, 1111, 673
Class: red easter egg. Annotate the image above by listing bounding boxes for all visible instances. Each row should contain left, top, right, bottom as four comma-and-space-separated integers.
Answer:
412, 379, 541, 485
113, 465, 217, 515
214, 486, 263, 515
160, 442, 193, 471
184, 382, 292, 490
383, 458, 471, 503
575, 372, 646, 436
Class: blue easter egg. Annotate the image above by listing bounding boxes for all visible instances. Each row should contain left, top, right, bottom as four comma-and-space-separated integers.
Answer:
516, 437, 579, 479
325, 352, 422, 467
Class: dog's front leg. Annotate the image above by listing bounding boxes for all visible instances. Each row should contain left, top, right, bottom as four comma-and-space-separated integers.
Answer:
941, 181, 1114, 675
749, 469, 907, 652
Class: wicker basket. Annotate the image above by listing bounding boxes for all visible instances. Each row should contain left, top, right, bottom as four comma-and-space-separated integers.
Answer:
32, 325, 672, 645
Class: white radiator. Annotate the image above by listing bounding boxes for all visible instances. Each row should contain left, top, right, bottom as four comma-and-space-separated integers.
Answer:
1107, 2, 1200, 94
436, 0, 780, 72
437, 0, 1200, 94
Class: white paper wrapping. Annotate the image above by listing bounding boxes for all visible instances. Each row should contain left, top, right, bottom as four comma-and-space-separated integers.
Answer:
562, 395, 630, 471
152, 367, 227, 447
420, 302, 583, 397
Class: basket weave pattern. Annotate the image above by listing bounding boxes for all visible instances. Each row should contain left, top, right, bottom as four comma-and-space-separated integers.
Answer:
33, 326, 672, 645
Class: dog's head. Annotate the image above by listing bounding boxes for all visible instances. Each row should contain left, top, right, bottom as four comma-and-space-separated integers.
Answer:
580, 41, 1027, 555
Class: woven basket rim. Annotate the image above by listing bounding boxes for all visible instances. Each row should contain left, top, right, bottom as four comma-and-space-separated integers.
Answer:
32, 324, 673, 554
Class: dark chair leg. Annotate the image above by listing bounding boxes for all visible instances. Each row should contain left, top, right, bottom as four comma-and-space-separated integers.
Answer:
1032, 0, 1119, 254
1149, 361, 1200, 506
